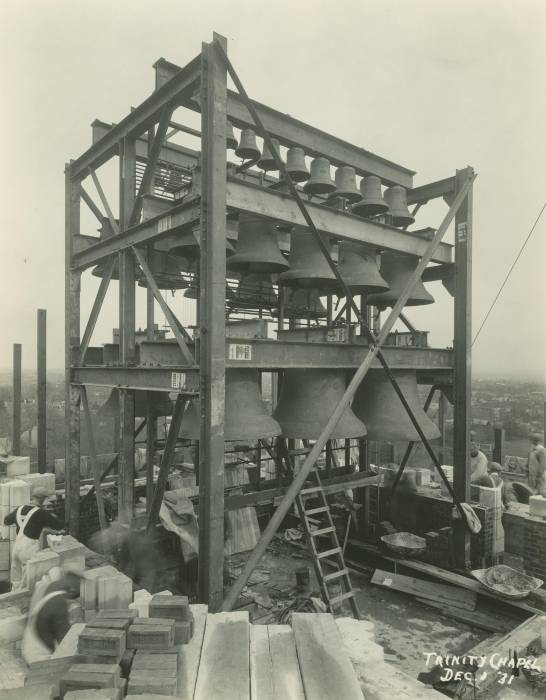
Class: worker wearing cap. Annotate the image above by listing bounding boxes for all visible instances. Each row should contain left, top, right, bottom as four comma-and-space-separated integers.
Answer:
22, 568, 81, 664
528, 434, 546, 497
470, 442, 488, 483
3, 486, 63, 590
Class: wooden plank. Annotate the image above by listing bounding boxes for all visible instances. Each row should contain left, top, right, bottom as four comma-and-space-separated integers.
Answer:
250, 625, 274, 700
415, 598, 516, 634
178, 604, 208, 700
371, 569, 477, 611
291, 613, 363, 700
267, 626, 305, 700
193, 611, 250, 700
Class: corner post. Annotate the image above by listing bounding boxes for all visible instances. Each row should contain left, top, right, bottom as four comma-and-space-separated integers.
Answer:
65, 163, 81, 536
118, 137, 137, 524
453, 167, 474, 569
198, 34, 227, 609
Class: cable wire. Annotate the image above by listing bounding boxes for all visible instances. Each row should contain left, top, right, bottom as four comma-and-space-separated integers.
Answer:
472, 199, 546, 346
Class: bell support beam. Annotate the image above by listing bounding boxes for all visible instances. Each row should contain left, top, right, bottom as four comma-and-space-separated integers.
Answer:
78, 256, 117, 365
221, 154, 475, 611
131, 246, 194, 364
70, 55, 201, 180
81, 386, 108, 530
65, 163, 82, 536
406, 177, 456, 205
146, 394, 187, 531
453, 168, 474, 570
197, 35, 228, 610
154, 57, 414, 187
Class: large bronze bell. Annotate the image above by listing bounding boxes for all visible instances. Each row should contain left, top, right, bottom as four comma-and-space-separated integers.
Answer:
92, 218, 120, 280
273, 369, 366, 439
229, 273, 277, 311
166, 224, 234, 261
180, 369, 281, 441
274, 287, 327, 319
352, 370, 440, 442
278, 229, 337, 291
235, 129, 260, 161
227, 214, 289, 274
331, 166, 362, 203
352, 176, 389, 217
303, 157, 336, 195
100, 389, 173, 419
258, 138, 281, 171
385, 186, 414, 227
286, 147, 309, 182
337, 241, 389, 296
226, 120, 238, 150
366, 252, 434, 309
136, 251, 187, 290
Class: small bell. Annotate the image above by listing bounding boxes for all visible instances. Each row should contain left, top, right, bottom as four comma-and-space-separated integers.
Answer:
258, 138, 281, 171
352, 176, 389, 217
226, 120, 238, 150
286, 147, 309, 182
366, 252, 434, 309
303, 157, 336, 195
235, 128, 260, 161
385, 185, 414, 227
331, 166, 362, 203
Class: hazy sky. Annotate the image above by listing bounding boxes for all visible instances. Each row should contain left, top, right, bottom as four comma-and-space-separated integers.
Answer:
1, 0, 545, 382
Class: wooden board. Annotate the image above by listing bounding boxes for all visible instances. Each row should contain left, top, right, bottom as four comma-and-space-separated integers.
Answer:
291, 613, 363, 700
267, 626, 305, 700
224, 464, 260, 556
250, 625, 275, 700
178, 604, 208, 700
371, 569, 477, 611
193, 611, 250, 700
415, 598, 515, 633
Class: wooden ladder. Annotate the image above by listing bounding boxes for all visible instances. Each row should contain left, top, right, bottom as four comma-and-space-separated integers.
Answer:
283, 442, 361, 619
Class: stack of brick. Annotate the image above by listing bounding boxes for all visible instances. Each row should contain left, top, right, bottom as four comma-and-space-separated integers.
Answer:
80, 567, 132, 622
423, 527, 453, 567
524, 510, 546, 581
125, 595, 194, 696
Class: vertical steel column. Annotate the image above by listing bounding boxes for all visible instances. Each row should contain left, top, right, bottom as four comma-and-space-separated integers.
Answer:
198, 34, 227, 609
12, 344, 21, 455
37, 309, 47, 473
453, 167, 474, 569
65, 164, 81, 536
438, 390, 448, 462
118, 137, 137, 524
492, 426, 505, 465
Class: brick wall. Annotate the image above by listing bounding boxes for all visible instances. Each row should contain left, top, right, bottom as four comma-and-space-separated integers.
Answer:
523, 517, 546, 580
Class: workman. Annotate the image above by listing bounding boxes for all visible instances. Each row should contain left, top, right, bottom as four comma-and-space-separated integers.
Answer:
487, 462, 513, 508
3, 486, 63, 590
528, 433, 546, 496
22, 568, 81, 664
470, 443, 489, 483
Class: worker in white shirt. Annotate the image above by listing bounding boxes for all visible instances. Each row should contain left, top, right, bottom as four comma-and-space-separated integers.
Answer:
470, 442, 489, 483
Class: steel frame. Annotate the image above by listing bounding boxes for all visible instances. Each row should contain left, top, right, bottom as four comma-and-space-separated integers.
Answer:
65, 32, 474, 608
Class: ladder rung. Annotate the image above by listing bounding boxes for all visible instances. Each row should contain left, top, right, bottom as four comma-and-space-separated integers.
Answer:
305, 506, 329, 516
288, 448, 311, 456
328, 591, 355, 606
317, 547, 342, 559
311, 526, 336, 537
323, 568, 349, 582
301, 486, 322, 495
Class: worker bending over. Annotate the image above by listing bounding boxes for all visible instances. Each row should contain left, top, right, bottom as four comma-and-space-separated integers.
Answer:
22, 568, 81, 664
3, 486, 63, 590
470, 442, 488, 483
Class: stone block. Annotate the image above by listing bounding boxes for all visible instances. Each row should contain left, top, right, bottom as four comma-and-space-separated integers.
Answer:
127, 622, 174, 650
414, 469, 430, 486
97, 575, 133, 611
77, 627, 126, 659
27, 550, 61, 590
87, 618, 131, 632
174, 618, 194, 645
149, 594, 190, 622
127, 675, 177, 696
20, 472, 55, 495
529, 495, 546, 518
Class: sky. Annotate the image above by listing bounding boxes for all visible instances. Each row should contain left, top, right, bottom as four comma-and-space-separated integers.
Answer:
0, 0, 545, 382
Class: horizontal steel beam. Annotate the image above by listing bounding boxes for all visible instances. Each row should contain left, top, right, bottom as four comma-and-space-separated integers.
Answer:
70, 55, 201, 180
71, 197, 200, 269
155, 58, 414, 187
92, 119, 200, 170
139, 337, 453, 371
407, 177, 456, 205
226, 178, 453, 264
71, 366, 198, 391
